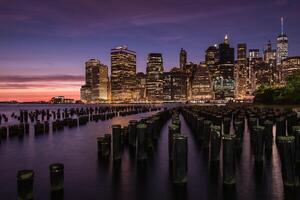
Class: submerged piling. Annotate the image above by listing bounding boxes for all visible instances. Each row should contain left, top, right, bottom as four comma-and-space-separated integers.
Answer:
136, 123, 148, 161
277, 136, 299, 189
210, 125, 221, 162
49, 163, 64, 192
223, 135, 236, 185
172, 135, 188, 184
112, 125, 122, 161
17, 170, 34, 200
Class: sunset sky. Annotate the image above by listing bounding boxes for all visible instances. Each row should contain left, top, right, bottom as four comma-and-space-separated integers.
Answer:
0, 0, 300, 101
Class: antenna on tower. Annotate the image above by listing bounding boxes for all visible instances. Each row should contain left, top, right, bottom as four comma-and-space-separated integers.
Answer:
281, 17, 284, 35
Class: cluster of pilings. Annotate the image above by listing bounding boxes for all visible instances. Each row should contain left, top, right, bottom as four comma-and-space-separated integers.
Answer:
182, 105, 300, 191
5, 105, 160, 124
97, 108, 171, 165
0, 113, 8, 124
0, 105, 161, 139
17, 163, 64, 200
181, 106, 239, 186
245, 107, 300, 189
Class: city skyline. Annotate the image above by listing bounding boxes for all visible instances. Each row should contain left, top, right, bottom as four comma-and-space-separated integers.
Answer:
1, 0, 300, 101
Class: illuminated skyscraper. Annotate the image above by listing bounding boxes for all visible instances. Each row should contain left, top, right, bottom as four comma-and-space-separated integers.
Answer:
235, 43, 248, 99
277, 17, 288, 66
111, 46, 136, 102
180, 48, 187, 70
215, 35, 235, 99
249, 49, 260, 61
146, 53, 164, 101
136, 72, 147, 101
281, 57, 300, 82
205, 45, 219, 65
163, 67, 187, 101
80, 59, 108, 103
264, 41, 276, 65
191, 64, 213, 100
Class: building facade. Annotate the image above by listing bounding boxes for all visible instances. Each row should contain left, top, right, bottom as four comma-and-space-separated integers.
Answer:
80, 59, 108, 103
146, 53, 164, 101
277, 17, 288, 66
281, 57, 300, 82
179, 48, 187, 70
111, 46, 136, 102
191, 64, 213, 100
235, 43, 248, 99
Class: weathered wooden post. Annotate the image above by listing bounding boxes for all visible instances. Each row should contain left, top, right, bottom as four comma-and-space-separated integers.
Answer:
277, 136, 299, 189
49, 163, 64, 192
253, 126, 265, 163
17, 170, 34, 200
223, 135, 236, 185
173, 135, 188, 184
112, 125, 122, 161
128, 120, 137, 147
137, 123, 148, 161
210, 125, 221, 162
169, 124, 180, 161
203, 120, 212, 149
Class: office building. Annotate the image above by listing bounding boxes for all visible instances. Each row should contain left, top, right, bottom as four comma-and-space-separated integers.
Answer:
111, 46, 136, 102
146, 53, 164, 101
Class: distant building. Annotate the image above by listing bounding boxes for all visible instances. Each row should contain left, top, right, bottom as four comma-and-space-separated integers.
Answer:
235, 43, 248, 99
214, 35, 235, 99
146, 53, 164, 101
80, 59, 108, 103
50, 96, 75, 104
249, 49, 260, 61
205, 45, 219, 65
281, 57, 300, 82
111, 46, 136, 102
135, 72, 147, 101
264, 40, 276, 66
252, 58, 274, 89
277, 17, 288, 66
219, 35, 234, 65
163, 68, 187, 101
205, 45, 220, 84
191, 64, 213, 100
80, 85, 92, 103
184, 62, 197, 100
179, 48, 187, 70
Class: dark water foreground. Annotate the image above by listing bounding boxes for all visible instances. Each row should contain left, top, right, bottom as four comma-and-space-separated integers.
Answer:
0, 104, 300, 200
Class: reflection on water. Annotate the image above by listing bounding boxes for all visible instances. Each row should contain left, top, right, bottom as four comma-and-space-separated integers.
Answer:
0, 105, 300, 199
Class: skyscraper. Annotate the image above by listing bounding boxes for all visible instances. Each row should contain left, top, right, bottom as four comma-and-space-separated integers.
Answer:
249, 49, 260, 61
111, 46, 136, 102
191, 64, 213, 100
80, 59, 108, 103
264, 40, 276, 65
162, 67, 187, 101
215, 35, 235, 99
180, 48, 187, 70
146, 53, 164, 101
205, 45, 219, 65
235, 43, 248, 99
281, 57, 300, 82
277, 17, 288, 66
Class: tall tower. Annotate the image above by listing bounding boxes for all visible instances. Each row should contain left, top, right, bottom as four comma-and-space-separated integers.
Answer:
236, 44, 248, 99
111, 46, 136, 102
179, 48, 187, 70
277, 17, 288, 66
146, 53, 164, 101
80, 59, 108, 103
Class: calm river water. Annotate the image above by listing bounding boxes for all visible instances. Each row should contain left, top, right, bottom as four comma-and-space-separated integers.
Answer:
0, 104, 299, 200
